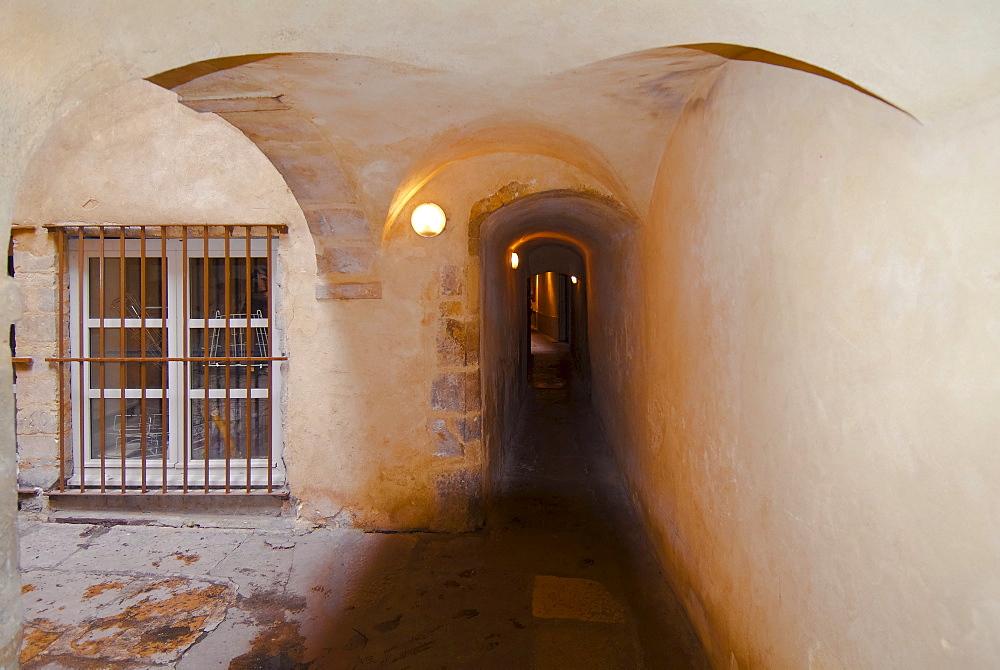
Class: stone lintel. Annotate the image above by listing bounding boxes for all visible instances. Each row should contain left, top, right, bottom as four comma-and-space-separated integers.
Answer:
303, 207, 370, 240
316, 246, 375, 275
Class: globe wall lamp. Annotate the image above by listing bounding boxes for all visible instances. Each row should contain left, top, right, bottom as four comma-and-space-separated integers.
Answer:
411, 203, 447, 237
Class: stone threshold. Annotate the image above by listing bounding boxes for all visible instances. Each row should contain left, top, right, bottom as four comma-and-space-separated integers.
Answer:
19, 489, 294, 527
39, 508, 298, 531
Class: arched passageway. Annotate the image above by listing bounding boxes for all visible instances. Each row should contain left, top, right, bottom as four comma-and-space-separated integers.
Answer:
474, 190, 707, 666
523, 242, 588, 390
478, 191, 633, 490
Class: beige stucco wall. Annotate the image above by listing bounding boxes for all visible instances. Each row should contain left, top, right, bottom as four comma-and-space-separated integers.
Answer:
591, 59, 1000, 668
12, 79, 490, 535
534, 273, 561, 342
11, 79, 305, 489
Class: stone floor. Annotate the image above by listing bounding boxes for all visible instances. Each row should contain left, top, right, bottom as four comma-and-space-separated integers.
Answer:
17, 332, 707, 669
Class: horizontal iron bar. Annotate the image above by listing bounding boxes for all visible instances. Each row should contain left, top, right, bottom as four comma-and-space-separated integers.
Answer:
46, 356, 287, 362
86, 319, 164, 327
48, 491, 290, 498
86, 388, 270, 398
43, 223, 287, 231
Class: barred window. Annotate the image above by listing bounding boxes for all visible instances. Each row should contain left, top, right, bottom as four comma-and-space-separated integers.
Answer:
49, 224, 285, 493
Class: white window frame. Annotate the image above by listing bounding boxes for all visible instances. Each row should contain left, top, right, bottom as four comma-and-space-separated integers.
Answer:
66, 235, 284, 489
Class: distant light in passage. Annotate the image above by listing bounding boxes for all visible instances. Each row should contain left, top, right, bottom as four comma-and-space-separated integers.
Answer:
570, 276, 578, 284
510, 252, 519, 269
411, 203, 447, 237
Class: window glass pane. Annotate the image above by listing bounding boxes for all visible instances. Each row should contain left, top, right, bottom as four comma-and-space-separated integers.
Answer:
189, 327, 270, 389
89, 398, 164, 460
88, 329, 164, 388
189, 398, 268, 460
88, 257, 163, 318
189, 257, 268, 319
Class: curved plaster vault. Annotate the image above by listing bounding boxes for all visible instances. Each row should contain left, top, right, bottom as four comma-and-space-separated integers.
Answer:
157, 47, 732, 225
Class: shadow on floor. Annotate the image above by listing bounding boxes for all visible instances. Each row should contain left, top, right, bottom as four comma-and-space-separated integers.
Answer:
279, 336, 708, 668
19, 334, 708, 669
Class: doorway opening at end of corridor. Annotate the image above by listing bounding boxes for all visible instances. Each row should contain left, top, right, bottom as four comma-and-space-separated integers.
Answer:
528, 271, 582, 391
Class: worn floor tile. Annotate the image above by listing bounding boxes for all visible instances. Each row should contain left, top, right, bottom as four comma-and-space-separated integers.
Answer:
21, 572, 234, 669
532, 575, 626, 623
56, 525, 253, 577
18, 523, 98, 569
207, 530, 296, 595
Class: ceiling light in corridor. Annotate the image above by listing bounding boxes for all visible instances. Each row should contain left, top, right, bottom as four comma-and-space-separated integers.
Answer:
510, 252, 519, 269
571, 276, 578, 284
410, 202, 447, 237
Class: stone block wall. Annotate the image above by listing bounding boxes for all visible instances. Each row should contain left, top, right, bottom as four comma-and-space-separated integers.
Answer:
428, 264, 483, 530
11, 228, 62, 489
180, 96, 382, 304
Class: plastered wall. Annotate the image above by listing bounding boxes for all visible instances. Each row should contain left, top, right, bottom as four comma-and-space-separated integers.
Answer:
533, 273, 561, 342
591, 60, 1000, 668
11, 80, 486, 536
11, 80, 305, 490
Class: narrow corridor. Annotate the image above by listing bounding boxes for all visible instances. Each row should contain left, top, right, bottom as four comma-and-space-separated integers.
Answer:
528, 330, 571, 390
496, 330, 709, 667
19, 335, 706, 669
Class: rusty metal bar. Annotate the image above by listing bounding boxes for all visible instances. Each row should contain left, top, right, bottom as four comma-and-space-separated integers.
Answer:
203, 224, 210, 493
245, 225, 252, 492
77, 228, 85, 492
47, 355, 285, 363
97, 226, 106, 493
44, 223, 288, 232
266, 227, 273, 493
181, 227, 189, 493
139, 227, 148, 493
56, 230, 66, 492
223, 226, 232, 493
160, 227, 168, 493
119, 228, 126, 492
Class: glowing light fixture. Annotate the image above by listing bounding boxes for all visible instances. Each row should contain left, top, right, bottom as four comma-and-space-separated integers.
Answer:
570, 276, 578, 284
510, 252, 519, 269
410, 202, 447, 237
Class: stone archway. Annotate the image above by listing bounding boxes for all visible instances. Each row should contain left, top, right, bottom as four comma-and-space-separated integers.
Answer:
476, 190, 636, 498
